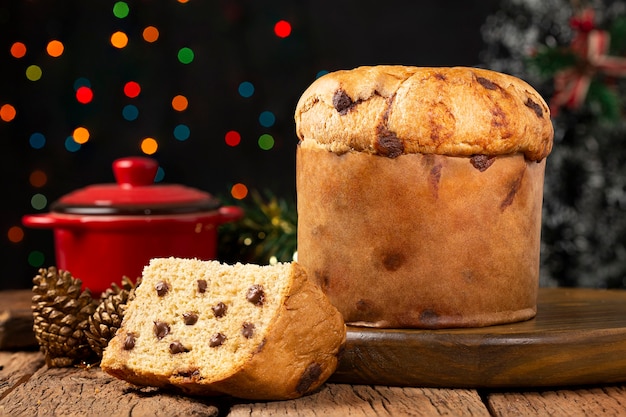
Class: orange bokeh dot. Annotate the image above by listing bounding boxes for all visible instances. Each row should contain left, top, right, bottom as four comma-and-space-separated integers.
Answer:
141, 137, 158, 155
143, 26, 159, 42
0, 104, 16, 122
29, 170, 48, 187
231, 183, 248, 200
73, 126, 90, 144
8, 226, 24, 243
171, 95, 188, 111
46, 40, 64, 57
111, 31, 129, 48
10, 42, 26, 58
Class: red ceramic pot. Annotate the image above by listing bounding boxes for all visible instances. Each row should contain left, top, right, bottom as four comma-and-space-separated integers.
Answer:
22, 156, 244, 295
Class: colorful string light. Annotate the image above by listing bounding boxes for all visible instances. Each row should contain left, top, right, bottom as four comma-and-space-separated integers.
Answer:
76, 86, 94, 104
225, 130, 241, 147
238, 81, 254, 98
0, 104, 16, 122
141, 137, 158, 154
10, 42, 27, 58
274, 20, 292, 38
124, 81, 141, 98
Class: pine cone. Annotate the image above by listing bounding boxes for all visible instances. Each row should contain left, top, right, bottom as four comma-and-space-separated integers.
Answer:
85, 276, 139, 357
32, 266, 99, 367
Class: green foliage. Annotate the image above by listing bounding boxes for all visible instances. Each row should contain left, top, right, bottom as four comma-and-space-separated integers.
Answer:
218, 189, 297, 265
609, 17, 626, 55
586, 78, 622, 121
526, 47, 578, 76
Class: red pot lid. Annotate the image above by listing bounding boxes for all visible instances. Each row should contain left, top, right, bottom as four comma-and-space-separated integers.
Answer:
51, 157, 222, 215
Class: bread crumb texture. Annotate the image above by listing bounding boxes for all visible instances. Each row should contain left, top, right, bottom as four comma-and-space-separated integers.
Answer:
295, 66, 554, 161
101, 258, 346, 400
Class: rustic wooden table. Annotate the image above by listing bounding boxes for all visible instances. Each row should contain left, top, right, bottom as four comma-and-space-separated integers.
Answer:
2, 288, 626, 416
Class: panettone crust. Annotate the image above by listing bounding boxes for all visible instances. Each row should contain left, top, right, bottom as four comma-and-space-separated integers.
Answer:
295, 66, 553, 161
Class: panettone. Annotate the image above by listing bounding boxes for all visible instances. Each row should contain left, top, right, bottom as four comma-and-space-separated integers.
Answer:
101, 258, 346, 400
294, 65, 554, 328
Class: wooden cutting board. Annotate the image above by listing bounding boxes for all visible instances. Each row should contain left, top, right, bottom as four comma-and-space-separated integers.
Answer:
331, 287, 626, 388
3, 287, 626, 388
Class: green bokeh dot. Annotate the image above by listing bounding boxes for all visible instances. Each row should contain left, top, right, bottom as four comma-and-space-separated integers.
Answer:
113, 1, 130, 18
177, 47, 194, 64
28, 250, 45, 267
258, 134, 275, 150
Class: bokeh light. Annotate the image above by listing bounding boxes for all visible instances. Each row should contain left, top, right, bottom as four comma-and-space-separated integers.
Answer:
46, 40, 64, 57
171, 95, 188, 111
231, 183, 248, 200
173, 124, 190, 141
76, 86, 94, 104
316, 70, 329, 78
143, 26, 159, 43
155, 166, 165, 182
141, 137, 158, 154
122, 104, 139, 121
65, 136, 81, 152
177, 47, 194, 64
259, 111, 275, 127
225, 130, 241, 147
258, 133, 275, 150
74, 77, 91, 90
29, 132, 46, 149
274, 20, 292, 38
29, 170, 47, 187
113, 1, 130, 18
10, 42, 26, 58
72, 126, 90, 144
238, 81, 254, 98
28, 251, 45, 268
26, 65, 42, 81
31, 193, 47, 210
111, 31, 129, 48
7, 226, 24, 243
124, 81, 141, 98
0, 104, 16, 122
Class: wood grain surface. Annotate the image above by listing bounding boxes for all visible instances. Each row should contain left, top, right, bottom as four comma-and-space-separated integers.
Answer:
331, 288, 626, 388
0, 290, 35, 350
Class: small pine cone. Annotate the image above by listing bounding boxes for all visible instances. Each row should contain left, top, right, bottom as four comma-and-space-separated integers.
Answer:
85, 276, 139, 357
32, 266, 98, 367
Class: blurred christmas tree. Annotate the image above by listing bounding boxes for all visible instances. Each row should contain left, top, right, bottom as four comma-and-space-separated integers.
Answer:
481, 0, 626, 288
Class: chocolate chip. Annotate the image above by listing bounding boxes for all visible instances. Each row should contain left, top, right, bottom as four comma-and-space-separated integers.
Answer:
419, 309, 439, 327
434, 72, 447, 81
123, 332, 136, 350
332, 89, 354, 115
197, 279, 207, 293
241, 322, 255, 339
382, 252, 405, 271
169, 341, 190, 354
182, 312, 199, 325
525, 97, 544, 118
211, 302, 227, 318
376, 134, 404, 158
246, 285, 265, 306
155, 281, 169, 297
175, 368, 200, 379
209, 332, 226, 347
296, 363, 323, 394
153, 321, 170, 340
477, 76, 499, 90
470, 154, 496, 172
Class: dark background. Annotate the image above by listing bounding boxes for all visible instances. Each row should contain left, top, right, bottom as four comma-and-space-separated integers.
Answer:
1, 0, 501, 290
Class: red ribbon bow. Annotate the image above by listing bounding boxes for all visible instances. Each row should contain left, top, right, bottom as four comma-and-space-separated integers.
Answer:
550, 9, 626, 115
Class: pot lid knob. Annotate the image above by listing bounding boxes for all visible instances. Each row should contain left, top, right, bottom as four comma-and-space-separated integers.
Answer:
113, 157, 158, 188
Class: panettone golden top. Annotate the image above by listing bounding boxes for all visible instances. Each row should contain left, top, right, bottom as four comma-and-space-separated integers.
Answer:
294, 66, 554, 161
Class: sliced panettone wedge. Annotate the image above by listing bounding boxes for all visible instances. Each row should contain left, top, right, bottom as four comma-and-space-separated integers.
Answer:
101, 258, 346, 400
